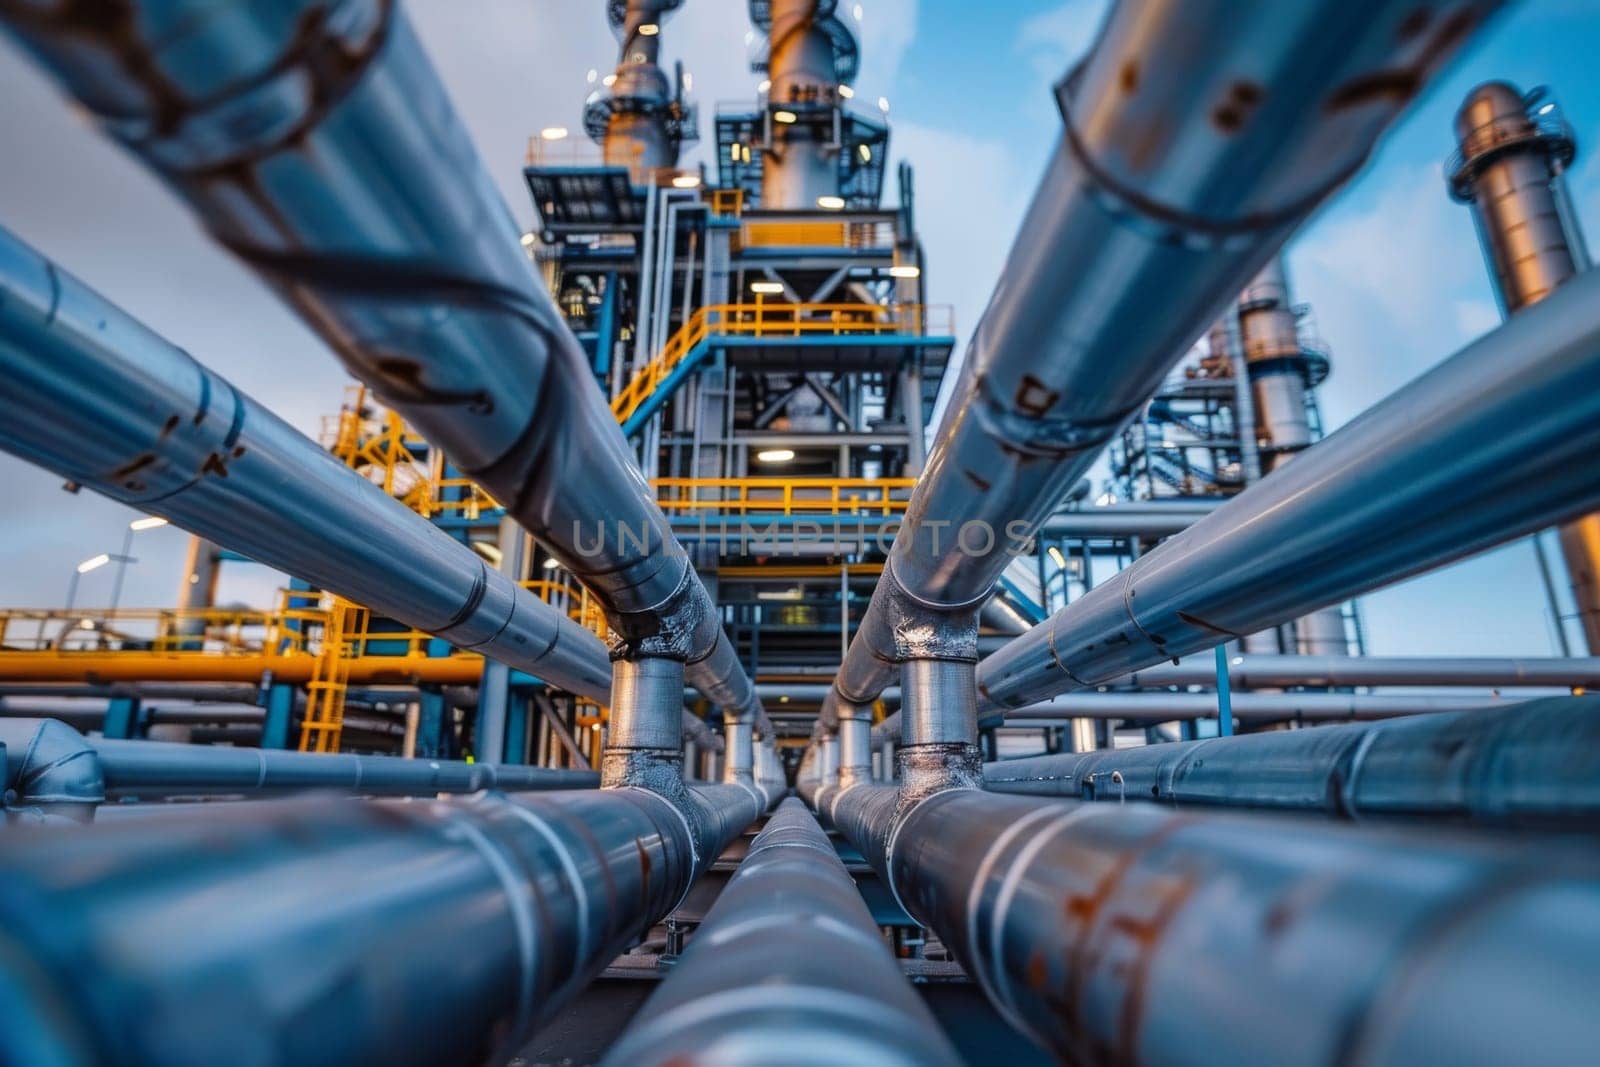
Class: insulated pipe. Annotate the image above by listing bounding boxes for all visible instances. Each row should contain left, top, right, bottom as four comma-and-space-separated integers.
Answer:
856, 788, 1600, 1063
0, 785, 758, 1065
0, 226, 612, 704
1448, 80, 1600, 654
834, 0, 1501, 715
601, 798, 963, 1067
874, 691, 1529, 741
0, 719, 597, 807
978, 268, 1600, 712
984, 696, 1600, 827
0, 0, 767, 737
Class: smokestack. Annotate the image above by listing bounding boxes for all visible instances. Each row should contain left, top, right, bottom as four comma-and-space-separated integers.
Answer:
1448, 80, 1600, 654
587, 0, 696, 174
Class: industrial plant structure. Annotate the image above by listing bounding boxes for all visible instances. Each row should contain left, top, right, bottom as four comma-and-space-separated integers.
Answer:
0, 1, 1598, 1063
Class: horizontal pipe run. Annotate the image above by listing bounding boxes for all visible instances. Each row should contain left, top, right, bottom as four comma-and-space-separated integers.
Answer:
872, 691, 1535, 745
835, 0, 1501, 709
0, 784, 758, 1065
0, 720, 598, 807
984, 696, 1600, 827
865, 788, 1600, 1063
0, 0, 763, 733
979, 266, 1600, 711
602, 798, 962, 1067
1119, 654, 1600, 691
0, 227, 611, 703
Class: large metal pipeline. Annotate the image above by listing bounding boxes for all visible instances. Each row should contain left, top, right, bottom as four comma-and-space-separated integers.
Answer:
831, 0, 1501, 721
0, 226, 611, 704
984, 696, 1600, 827
1121, 653, 1600, 690
0, 782, 762, 1065
1448, 79, 1600, 654
867, 691, 1534, 745
0, 719, 598, 816
835, 787, 1600, 1063
0, 0, 767, 740
601, 798, 962, 1067
595, 0, 687, 171
978, 266, 1600, 712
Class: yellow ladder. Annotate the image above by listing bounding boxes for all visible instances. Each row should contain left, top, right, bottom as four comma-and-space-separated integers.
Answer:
298, 597, 368, 753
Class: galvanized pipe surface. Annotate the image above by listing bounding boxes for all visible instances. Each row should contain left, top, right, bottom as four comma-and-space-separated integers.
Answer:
979, 268, 1600, 711
984, 696, 1600, 828
0, 0, 765, 734
0, 784, 756, 1066
0, 720, 599, 804
0, 226, 612, 703
602, 798, 962, 1067
873, 788, 1600, 1063
834, 0, 1501, 709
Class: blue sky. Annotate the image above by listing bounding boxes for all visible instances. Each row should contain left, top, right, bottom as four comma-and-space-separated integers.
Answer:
2, 0, 1598, 655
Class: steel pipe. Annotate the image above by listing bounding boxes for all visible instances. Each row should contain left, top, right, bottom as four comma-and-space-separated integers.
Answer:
834, 0, 1500, 714
853, 788, 1600, 1063
0, 783, 756, 1065
0, 720, 599, 812
602, 798, 962, 1067
984, 696, 1600, 827
1120, 654, 1600, 691
0, 0, 766, 735
0, 226, 610, 703
978, 266, 1600, 711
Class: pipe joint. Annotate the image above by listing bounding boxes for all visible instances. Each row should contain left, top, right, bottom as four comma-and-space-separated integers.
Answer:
0, 719, 104, 822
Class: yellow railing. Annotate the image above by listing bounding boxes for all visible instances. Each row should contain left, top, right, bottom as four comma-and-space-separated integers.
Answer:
652, 477, 915, 516
613, 302, 951, 426
737, 219, 894, 250
0, 606, 297, 656
298, 597, 367, 753
522, 579, 610, 641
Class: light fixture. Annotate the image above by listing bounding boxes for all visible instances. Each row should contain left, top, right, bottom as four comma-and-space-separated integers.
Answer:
838, 85, 855, 99
888, 264, 919, 279
750, 281, 785, 294
816, 195, 845, 210
756, 448, 795, 463
638, 22, 659, 35
1231, 656, 1245, 666
672, 173, 701, 188
542, 557, 561, 570
591, 722, 601, 732
539, 126, 569, 140
1538, 102, 1556, 115
758, 78, 771, 93
129, 516, 168, 531
779, 695, 790, 704
878, 96, 890, 112
520, 233, 536, 247
603, 73, 617, 87
586, 68, 598, 84
1047, 546, 1067, 569
852, 3, 864, 19
774, 110, 797, 124
683, 72, 693, 92
78, 618, 96, 630
741, 144, 752, 163
730, 142, 743, 161
77, 553, 111, 574
858, 143, 872, 163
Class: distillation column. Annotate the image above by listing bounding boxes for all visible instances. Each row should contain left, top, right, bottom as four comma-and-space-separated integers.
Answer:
588, 0, 693, 172
761, 0, 849, 208
1448, 81, 1600, 653
1237, 257, 1348, 656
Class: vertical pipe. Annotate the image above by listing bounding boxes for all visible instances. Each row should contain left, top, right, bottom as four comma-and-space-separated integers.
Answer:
1449, 80, 1600, 653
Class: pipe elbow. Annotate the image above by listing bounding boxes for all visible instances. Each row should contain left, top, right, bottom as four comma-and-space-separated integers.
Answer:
1, 719, 105, 819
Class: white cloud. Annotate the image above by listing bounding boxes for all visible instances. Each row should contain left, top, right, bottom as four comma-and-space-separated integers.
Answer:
1013, 0, 1110, 96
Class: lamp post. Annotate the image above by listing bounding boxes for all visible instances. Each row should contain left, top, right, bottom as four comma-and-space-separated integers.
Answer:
64, 553, 111, 613
108, 516, 168, 618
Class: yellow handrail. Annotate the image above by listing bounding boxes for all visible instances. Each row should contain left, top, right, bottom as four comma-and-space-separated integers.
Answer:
651, 476, 916, 516
613, 302, 952, 426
